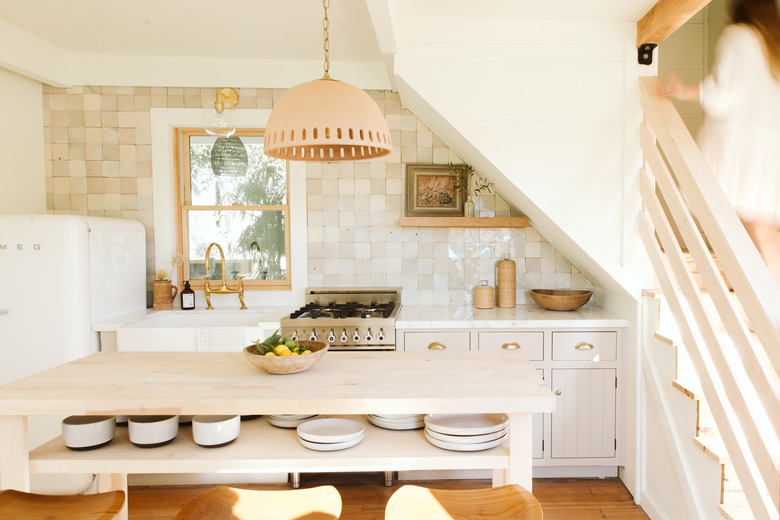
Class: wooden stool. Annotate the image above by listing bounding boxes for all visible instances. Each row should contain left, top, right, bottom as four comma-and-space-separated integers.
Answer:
0, 489, 125, 520
174, 485, 341, 520
384, 484, 543, 520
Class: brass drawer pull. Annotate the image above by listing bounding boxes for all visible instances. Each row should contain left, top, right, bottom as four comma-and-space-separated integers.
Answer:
427, 342, 447, 350
502, 342, 522, 350
574, 342, 595, 350
555, 390, 562, 396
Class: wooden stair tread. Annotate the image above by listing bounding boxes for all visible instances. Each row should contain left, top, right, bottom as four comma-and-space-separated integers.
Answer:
693, 431, 728, 464
672, 379, 701, 401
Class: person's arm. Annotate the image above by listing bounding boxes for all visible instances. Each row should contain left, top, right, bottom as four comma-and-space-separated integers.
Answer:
665, 73, 700, 102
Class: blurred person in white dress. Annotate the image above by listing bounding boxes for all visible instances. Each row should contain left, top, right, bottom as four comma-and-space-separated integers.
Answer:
663, 0, 780, 285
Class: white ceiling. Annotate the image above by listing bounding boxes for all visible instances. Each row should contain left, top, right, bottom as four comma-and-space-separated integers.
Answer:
0, 0, 381, 61
0, 0, 657, 65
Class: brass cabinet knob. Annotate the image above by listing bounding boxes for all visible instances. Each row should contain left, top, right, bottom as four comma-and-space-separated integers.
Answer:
555, 390, 562, 396
428, 342, 446, 350
574, 342, 595, 350
502, 342, 522, 350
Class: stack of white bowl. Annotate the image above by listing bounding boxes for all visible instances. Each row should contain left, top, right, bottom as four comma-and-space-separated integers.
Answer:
267, 414, 323, 428
424, 413, 509, 451
62, 415, 116, 451
296, 418, 365, 451
367, 413, 425, 430
191, 415, 241, 447
128, 415, 179, 448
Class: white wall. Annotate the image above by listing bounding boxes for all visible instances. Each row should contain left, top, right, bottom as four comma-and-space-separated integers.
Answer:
0, 67, 45, 213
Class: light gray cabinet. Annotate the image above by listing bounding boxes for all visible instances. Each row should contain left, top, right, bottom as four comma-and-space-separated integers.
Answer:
397, 325, 623, 477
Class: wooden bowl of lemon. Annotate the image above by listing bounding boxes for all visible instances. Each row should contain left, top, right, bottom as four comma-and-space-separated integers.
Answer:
243, 339, 328, 375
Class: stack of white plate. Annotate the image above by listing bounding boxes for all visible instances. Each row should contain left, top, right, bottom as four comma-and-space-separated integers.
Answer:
296, 418, 365, 451
267, 414, 323, 428
367, 413, 425, 430
424, 413, 509, 452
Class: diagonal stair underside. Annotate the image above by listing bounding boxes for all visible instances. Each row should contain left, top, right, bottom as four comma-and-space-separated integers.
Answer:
391, 18, 643, 301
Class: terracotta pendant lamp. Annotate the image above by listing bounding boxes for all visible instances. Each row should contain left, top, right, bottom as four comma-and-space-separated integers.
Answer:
263, 0, 393, 162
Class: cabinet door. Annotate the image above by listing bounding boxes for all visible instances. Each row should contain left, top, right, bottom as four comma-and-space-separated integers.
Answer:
477, 331, 543, 361
402, 331, 471, 351
551, 368, 616, 459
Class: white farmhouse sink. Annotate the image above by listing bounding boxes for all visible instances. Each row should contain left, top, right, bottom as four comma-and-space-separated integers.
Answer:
115, 308, 288, 352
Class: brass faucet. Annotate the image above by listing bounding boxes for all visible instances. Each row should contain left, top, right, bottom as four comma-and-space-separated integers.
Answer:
203, 242, 247, 310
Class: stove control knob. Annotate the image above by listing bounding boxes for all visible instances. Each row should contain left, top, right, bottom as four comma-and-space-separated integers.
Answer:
364, 329, 373, 342
291, 330, 299, 341
310, 330, 318, 341
353, 330, 361, 342
377, 329, 385, 342
327, 330, 337, 343
340, 330, 349, 343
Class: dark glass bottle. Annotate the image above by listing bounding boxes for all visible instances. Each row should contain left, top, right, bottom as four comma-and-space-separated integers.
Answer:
181, 280, 195, 310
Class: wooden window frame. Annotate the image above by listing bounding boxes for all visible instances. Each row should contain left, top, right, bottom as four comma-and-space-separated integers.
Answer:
173, 127, 292, 291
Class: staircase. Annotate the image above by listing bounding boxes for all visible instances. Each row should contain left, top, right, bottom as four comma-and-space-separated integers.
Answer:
638, 75, 780, 520
642, 291, 752, 519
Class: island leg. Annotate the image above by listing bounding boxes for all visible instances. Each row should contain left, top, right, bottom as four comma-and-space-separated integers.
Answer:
0, 416, 29, 491
500, 412, 533, 491
96, 473, 128, 520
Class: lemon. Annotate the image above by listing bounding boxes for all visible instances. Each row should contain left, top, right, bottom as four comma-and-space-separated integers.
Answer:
264, 352, 277, 357
301, 350, 312, 355
273, 344, 291, 356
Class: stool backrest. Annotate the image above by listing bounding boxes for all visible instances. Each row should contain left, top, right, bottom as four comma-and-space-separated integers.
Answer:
384, 484, 543, 520
0, 489, 125, 520
174, 485, 341, 520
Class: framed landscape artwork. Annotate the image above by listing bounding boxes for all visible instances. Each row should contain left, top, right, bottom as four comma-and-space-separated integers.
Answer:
404, 164, 463, 217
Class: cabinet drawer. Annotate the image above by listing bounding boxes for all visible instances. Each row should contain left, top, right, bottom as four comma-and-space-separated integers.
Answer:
477, 331, 543, 361
552, 331, 617, 361
403, 331, 470, 351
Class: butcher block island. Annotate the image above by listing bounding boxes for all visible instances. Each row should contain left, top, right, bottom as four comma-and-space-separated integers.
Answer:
0, 350, 553, 517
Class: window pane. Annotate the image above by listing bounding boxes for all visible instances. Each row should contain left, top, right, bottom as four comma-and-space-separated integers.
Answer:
187, 210, 287, 281
189, 135, 287, 206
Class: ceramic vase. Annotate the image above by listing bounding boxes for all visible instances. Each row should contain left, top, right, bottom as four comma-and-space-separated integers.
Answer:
153, 280, 178, 310
464, 200, 475, 217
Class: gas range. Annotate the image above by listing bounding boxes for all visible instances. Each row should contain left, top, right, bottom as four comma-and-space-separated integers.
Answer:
280, 288, 401, 351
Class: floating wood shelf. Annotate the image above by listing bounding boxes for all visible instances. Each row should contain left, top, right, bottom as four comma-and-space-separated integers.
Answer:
399, 216, 529, 228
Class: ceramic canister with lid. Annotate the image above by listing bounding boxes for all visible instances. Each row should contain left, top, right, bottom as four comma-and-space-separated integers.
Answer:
496, 255, 516, 308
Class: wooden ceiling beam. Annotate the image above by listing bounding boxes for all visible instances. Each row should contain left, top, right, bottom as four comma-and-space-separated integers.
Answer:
637, 0, 713, 47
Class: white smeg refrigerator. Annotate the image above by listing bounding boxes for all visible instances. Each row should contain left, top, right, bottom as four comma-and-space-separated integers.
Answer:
0, 214, 146, 492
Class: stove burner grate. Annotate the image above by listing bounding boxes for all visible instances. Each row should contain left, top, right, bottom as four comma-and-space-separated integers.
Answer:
288, 301, 396, 319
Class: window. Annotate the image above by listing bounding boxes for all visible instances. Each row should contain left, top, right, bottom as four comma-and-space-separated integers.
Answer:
175, 128, 291, 290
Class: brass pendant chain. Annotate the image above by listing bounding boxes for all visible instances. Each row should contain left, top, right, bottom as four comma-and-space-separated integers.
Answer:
322, 0, 330, 79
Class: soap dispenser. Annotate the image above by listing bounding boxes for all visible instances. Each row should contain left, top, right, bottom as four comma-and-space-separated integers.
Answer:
181, 280, 196, 310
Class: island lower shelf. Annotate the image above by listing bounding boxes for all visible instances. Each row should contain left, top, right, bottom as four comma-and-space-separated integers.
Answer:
29, 415, 509, 475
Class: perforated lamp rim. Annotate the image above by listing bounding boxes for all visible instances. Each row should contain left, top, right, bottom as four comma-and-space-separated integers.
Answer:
263, 78, 393, 162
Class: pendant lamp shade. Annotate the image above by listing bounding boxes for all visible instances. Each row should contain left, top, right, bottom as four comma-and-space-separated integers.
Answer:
263, 78, 393, 162
211, 136, 248, 177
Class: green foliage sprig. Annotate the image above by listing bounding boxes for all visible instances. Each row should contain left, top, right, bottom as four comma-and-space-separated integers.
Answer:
449, 163, 494, 197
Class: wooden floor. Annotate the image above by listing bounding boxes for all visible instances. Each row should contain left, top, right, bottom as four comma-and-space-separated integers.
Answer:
127, 472, 650, 519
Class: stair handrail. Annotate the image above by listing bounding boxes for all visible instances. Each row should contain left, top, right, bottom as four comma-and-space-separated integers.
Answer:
639, 76, 780, 519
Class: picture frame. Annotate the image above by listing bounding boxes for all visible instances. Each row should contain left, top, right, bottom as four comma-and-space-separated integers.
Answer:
404, 164, 464, 217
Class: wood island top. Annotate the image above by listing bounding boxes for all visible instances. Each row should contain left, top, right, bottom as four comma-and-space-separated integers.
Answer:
0, 351, 555, 417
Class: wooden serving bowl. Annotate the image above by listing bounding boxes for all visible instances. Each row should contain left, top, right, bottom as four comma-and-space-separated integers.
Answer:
529, 289, 593, 311
243, 340, 328, 375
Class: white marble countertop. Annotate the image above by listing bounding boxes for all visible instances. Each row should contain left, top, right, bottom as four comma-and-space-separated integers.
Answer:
92, 306, 293, 332
396, 304, 627, 329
